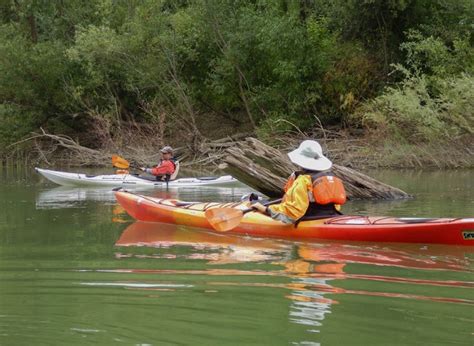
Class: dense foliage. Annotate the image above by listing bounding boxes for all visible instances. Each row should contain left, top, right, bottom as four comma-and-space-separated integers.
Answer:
0, 0, 472, 154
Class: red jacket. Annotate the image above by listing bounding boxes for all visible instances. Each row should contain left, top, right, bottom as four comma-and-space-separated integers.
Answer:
150, 160, 175, 176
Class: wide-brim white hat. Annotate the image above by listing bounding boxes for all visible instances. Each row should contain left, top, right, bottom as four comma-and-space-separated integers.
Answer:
287, 140, 332, 171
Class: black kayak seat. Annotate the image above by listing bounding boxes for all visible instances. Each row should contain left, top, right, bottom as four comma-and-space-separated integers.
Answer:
137, 176, 174, 182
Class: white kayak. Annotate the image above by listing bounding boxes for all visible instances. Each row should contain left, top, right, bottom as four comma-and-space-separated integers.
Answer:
35, 168, 240, 188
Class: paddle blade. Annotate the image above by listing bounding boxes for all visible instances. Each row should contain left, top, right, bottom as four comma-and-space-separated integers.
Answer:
112, 155, 130, 169
205, 208, 244, 232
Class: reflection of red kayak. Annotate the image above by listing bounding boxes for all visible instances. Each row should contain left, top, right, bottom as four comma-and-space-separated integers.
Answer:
115, 221, 288, 264
298, 244, 471, 272
116, 222, 472, 272
116, 221, 284, 251
114, 191, 474, 246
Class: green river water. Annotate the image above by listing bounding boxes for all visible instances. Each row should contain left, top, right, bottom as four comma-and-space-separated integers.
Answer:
0, 167, 473, 345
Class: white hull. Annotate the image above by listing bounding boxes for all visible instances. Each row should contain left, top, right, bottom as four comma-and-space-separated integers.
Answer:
36, 168, 240, 188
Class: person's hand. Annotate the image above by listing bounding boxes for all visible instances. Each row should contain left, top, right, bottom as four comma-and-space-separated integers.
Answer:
252, 202, 267, 213
140, 167, 146, 172
240, 193, 261, 202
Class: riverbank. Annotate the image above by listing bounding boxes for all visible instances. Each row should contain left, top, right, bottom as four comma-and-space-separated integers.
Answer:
328, 135, 474, 169
2, 129, 473, 170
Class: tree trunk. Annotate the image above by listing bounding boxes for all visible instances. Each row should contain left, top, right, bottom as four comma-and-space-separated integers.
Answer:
217, 137, 411, 199
27, 14, 38, 43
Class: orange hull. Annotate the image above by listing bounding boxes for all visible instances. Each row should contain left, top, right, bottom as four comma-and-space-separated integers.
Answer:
114, 191, 474, 246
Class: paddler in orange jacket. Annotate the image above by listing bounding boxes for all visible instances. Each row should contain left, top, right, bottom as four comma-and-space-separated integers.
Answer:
140, 146, 177, 181
252, 140, 346, 224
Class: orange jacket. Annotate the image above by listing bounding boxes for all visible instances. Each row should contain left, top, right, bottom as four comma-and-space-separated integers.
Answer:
268, 174, 312, 221
150, 160, 175, 176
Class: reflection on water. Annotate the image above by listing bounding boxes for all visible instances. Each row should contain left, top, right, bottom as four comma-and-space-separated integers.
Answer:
116, 222, 473, 272
36, 186, 119, 209
288, 277, 333, 333
115, 221, 289, 264
112, 221, 474, 339
36, 185, 254, 209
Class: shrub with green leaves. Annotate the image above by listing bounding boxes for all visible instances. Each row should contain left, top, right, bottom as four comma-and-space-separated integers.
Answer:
354, 73, 473, 143
351, 25, 473, 143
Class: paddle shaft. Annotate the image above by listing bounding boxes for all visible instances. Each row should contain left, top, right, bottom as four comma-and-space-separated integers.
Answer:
242, 198, 282, 214
125, 164, 141, 171
204, 198, 283, 232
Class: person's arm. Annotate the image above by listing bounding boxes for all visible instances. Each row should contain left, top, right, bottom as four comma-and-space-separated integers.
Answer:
140, 161, 162, 173
252, 201, 300, 224
253, 176, 310, 224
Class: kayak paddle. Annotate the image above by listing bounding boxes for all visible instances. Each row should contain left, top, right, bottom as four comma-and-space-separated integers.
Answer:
112, 155, 143, 171
205, 199, 282, 232
112, 155, 133, 169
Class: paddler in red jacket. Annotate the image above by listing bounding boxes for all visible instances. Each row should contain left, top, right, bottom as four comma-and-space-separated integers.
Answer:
252, 140, 346, 224
140, 146, 177, 181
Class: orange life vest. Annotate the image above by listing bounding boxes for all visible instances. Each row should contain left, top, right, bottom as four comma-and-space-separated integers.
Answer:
311, 174, 346, 205
116, 169, 129, 174
150, 159, 176, 177
284, 172, 347, 205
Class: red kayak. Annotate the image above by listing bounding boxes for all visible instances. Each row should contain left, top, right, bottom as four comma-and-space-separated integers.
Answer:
114, 191, 474, 246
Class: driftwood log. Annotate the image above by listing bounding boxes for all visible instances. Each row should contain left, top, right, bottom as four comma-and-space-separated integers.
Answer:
218, 137, 411, 199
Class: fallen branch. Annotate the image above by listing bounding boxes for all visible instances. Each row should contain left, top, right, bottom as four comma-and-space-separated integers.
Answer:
217, 137, 411, 199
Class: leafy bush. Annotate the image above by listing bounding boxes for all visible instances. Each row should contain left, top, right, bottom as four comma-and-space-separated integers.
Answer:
354, 73, 473, 142
400, 30, 473, 78
351, 26, 473, 144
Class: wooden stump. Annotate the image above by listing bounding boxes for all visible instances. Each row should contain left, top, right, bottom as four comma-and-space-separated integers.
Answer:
218, 137, 411, 199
